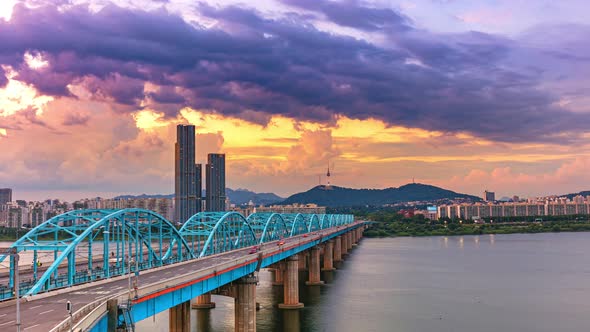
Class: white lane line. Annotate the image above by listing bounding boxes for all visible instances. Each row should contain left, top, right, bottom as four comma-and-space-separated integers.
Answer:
29, 305, 42, 310
39, 309, 54, 315
24, 324, 40, 331
0, 314, 6, 318
0, 321, 14, 326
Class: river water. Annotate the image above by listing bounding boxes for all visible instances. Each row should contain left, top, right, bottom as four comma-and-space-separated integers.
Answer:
137, 233, 590, 331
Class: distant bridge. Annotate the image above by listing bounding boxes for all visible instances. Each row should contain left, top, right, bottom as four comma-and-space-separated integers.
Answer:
0, 209, 367, 331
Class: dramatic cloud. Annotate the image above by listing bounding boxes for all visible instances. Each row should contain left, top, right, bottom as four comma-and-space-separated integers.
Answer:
1, 0, 590, 200
0, 2, 588, 144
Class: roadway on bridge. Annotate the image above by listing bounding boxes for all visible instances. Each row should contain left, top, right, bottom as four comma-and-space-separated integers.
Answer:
0, 226, 354, 331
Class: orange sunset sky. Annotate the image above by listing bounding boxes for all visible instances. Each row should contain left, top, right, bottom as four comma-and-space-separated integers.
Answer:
1, 1, 590, 200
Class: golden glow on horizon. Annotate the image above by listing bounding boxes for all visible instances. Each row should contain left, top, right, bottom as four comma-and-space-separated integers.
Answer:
133, 110, 170, 130
131, 107, 590, 166
0, 67, 53, 117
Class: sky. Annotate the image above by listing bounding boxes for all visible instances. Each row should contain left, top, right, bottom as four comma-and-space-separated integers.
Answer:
0, 0, 590, 201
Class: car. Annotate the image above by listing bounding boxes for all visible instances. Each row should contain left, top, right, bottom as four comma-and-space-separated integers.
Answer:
303, 234, 308, 238
249, 246, 258, 254
278, 240, 285, 246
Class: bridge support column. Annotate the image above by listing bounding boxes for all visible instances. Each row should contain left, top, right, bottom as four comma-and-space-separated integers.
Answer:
192, 292, 216, 309
341, 234, 348, 256
235, 274, 258, 332
306, 246, 323, 286
169, 300, 190, 332
278, 255, 304, 309
272, 262, 285, 286
298, 252, 308, 271
347, 232, 353, 250
322, 240, 335, 271
334, 236, 342, 262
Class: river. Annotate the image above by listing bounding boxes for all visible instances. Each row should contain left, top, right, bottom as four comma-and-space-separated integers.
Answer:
133, 233, 590, 331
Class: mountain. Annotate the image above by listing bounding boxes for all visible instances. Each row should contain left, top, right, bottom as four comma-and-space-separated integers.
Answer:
114, 188, 284, 206
280, 183, 481, 207
562, 190, 590, 200
225, 188, 284, 205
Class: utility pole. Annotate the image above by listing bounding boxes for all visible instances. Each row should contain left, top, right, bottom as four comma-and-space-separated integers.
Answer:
4, 248, 21, 332
14, 250, 20, 332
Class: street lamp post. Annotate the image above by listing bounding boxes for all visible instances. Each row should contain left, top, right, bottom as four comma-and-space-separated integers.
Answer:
13, 250, 20, 332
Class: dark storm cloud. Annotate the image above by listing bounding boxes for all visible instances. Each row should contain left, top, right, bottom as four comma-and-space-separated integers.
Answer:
279, 0, 411, 31
0, 3, 588, 143
0, 66, 7, 88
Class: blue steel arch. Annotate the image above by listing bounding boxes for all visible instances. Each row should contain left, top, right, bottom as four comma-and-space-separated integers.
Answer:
246, 213, 272, 241
254, 213, 289, 243
318, 214, 330, 229
0, 210, 355, 300
24, 209, 192, 296
308, 214, 321, 232
282, 214, 308, 236
0, 209, 113, 290
180, 212, 257, 258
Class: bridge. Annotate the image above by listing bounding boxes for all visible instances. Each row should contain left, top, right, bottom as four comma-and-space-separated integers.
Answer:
0, 209, 368, 331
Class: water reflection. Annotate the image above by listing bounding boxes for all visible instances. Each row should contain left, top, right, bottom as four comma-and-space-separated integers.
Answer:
195, 309, 212, 331
281, 309, 300, 332
138, 234, 590, 332
322, 271, 334, 284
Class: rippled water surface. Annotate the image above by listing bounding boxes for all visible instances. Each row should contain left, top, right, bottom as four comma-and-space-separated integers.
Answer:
138, 233, 590, 331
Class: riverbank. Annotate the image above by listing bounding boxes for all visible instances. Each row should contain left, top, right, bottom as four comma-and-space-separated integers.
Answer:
364, 220, 590, 237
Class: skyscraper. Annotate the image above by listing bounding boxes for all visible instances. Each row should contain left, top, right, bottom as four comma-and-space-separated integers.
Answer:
483, 190, 496, 202
175, 125, 202, 223
0, 188, 12, 204
206, 153, 226, 212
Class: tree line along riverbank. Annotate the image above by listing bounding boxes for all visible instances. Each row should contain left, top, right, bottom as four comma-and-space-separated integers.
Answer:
358, 211, 590, 237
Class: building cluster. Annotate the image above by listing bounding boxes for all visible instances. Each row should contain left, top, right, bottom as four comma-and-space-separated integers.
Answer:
231, 203, 326, 216
175, 124, 227, 223
2, 124, 326, 228
0, 189, 71, 228
437, 195, 590, 220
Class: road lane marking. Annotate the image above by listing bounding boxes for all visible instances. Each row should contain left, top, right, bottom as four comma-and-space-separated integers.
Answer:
29, 305, 42, 310
0, 314, 6, 317
39, 309, 54, 315
0, 321, 14, 326
24, 324, 40, 331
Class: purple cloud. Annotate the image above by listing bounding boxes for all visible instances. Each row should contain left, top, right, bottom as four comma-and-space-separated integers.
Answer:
0, 3, 588, 143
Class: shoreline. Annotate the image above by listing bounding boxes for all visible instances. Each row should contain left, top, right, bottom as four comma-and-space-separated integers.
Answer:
363, 220, 590, 238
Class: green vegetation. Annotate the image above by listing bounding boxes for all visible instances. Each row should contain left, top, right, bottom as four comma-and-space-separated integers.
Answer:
361, 212, 590, 237
282, 183, 480, 207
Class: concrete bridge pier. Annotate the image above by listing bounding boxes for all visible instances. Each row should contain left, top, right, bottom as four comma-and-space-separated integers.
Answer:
341, 235, 348, 256
333, 236, 342, 263
169, 300, 191, 332
192, 292, 216, 309
298, 252, 308, 271
272, 262, 285, 286
278, 255, 304, 309
347, 232, 353, 251
235, 275, 258, 332
322, 240, 335, 271
306, 246, 324, 286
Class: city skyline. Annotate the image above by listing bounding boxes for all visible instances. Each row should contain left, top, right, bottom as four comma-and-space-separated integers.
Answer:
1, 1, 590, 201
